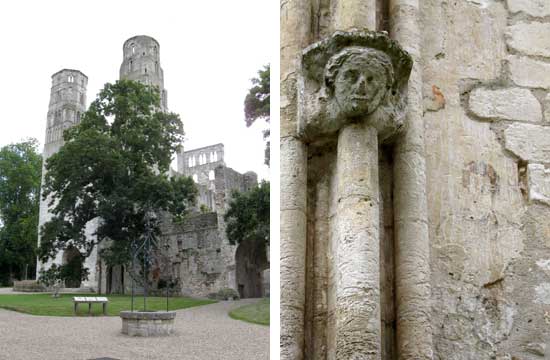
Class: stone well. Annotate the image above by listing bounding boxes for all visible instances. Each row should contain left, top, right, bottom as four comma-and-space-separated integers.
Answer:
120, 311, 176, 336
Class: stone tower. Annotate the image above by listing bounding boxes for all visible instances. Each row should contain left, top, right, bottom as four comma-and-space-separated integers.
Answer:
43, 69, 87, 158
119, 35, 184, 168
119, 35, 167, 110
37, 69, 92, 280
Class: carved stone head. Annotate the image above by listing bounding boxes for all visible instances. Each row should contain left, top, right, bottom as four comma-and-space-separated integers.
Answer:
325, 47, 394, 119
298, 30, 412, 143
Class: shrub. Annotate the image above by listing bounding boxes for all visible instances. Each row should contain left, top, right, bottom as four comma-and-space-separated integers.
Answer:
208, 287, 240, 300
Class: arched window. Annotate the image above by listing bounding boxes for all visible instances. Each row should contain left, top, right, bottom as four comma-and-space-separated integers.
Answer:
76, 112, 81, 123
213, 151, 218, 161
188, 157, 193, 167
208, 170, 215, 181
68, 75, 74, 83
192, 174, 198, 183
131, 45, 135, 54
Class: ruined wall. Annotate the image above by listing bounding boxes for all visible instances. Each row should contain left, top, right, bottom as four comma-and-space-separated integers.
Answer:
159, 212, 237, 297
157, 144, 261, 298
178, 143, 224, 177
422, 0, 550, 358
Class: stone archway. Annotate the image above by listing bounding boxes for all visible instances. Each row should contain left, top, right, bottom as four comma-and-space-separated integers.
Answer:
62, 246, 84, 288
235, 240, 268, 298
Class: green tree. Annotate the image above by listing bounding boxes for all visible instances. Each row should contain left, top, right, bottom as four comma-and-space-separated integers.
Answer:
0, 139, 42, 285
224, 181, 269, 252
244, 65, 270, 166
39, 80, 197, 269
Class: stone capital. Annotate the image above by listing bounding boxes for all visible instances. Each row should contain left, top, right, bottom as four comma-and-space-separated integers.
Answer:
298, 29, 413, 143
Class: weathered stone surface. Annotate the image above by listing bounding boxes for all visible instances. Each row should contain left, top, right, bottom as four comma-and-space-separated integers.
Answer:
525, 342, 546, 356
528, 164, 550, 206
507, 0, 550, 17
298, 30, 412, 142
120, 311, 176, 336
334, 124, 380, 358
506, 22, 550, 58
544, 93, 550, 122
509, 56, 550, 89
504, 123, 550, 162
469, 88, 542, 122
423, 0, 507, 82
283, 0, 550, 357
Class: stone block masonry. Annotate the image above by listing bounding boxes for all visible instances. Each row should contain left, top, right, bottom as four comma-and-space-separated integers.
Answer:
469, 88, 542, 122
280, 0, 550, 357
506, 22, 550, 58
508, 56, 550, 89
504, 123, 550, 163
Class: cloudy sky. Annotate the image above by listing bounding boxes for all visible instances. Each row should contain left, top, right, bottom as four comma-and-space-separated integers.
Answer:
0, 0, 273, 180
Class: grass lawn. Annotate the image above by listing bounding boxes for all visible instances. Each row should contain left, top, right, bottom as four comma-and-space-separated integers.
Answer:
229, 298, 269, 326
0, 293, 215, 316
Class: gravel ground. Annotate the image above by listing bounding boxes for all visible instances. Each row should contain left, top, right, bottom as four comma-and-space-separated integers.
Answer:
0, 298, 269, 360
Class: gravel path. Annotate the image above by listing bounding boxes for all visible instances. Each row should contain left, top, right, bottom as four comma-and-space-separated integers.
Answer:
0, 299, 269, 360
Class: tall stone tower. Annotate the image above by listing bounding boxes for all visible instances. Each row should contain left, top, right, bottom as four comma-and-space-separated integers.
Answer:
37, 69, 95, 284
119, 35, 167, 110
43, 69, 88, 158
119, 35, 184, 169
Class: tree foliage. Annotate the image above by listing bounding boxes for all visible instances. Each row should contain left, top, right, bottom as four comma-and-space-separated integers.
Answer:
0, 139, 42, 285
244, 65, 270, 166
224, 181, 269, 251
39, 80, 197, 267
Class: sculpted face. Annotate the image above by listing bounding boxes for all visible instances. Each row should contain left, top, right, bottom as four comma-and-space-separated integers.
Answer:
332, 52, 390, 118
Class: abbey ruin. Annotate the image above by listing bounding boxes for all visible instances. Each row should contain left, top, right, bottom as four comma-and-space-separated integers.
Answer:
37, 35, 268, 299
281, 0, 550, 359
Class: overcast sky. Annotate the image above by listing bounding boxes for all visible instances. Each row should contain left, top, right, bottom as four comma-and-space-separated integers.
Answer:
0, 0, 273, 180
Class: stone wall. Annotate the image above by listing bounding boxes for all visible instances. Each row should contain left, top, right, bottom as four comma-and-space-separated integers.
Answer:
422, 0, 550, 357
157, 146, 260, 298
178, 143, 225, 177
281, 0, 550, 358
160, 212, 237, 297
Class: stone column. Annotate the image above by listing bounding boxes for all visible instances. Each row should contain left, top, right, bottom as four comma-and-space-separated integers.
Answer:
390, 0, 434, 358
335, 123, 381, 358
335, 0, 377, 31
332, 4, 381, 359
280, 0, 311, 359
298, 27, 412, 360
280, 137, 307, 360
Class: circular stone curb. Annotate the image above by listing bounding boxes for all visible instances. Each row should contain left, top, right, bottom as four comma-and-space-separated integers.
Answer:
120, 311, 177, 336
120, 311, 176, 320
